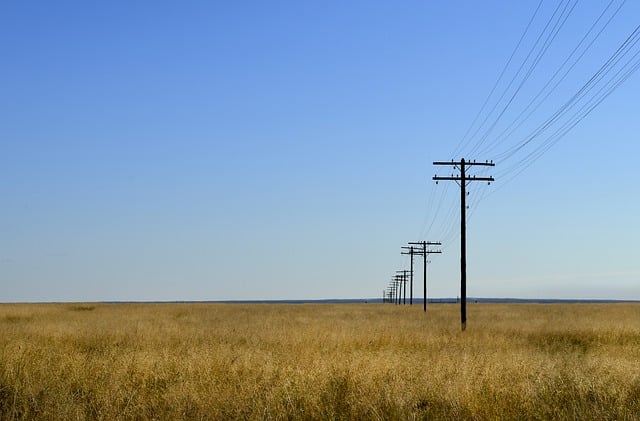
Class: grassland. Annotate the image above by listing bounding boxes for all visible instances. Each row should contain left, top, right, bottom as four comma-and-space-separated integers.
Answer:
0, 302, 639, 420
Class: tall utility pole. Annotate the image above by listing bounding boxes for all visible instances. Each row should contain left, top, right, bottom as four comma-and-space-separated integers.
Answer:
408, 241, 442, 312
400, 246, 415, 305
433, 158, 494, 331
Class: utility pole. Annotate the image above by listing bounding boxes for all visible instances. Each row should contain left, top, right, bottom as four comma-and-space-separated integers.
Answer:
396, 270, 410, 305
403, 270, 408, 305
390, 279, 396, 305
433, 158, 494, 331
392, 276, 401, 305
408, 241, 442, 312
400, 246, 415, 305
394, 273, 402, 305
403, 269, 413, 305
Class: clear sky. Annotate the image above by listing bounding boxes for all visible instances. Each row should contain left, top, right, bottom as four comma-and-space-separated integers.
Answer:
1, 1, 639, 302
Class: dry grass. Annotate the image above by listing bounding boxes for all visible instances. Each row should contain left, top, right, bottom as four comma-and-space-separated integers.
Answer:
0, 302, 639, 420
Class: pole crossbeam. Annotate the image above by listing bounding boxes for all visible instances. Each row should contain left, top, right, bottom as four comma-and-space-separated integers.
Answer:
432, 158, 495, 330
432, 176, 494, 182
433, 160, 495, 166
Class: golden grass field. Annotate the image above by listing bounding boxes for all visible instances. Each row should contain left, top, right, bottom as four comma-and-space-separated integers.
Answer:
1, 302, 639, 420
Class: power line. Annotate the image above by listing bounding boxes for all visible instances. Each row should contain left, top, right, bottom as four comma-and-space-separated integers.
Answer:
468, 0, 579, 157
477, 0, 627, 158
455, 0, 573, 158
451, 0, 545, 159
498, 23, 640, 164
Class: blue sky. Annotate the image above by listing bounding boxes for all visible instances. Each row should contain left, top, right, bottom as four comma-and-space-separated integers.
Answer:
1, 1, 639, 302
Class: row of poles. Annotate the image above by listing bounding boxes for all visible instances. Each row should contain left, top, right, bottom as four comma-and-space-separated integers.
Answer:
384, 242, 441, 312
382, 159, 495, 331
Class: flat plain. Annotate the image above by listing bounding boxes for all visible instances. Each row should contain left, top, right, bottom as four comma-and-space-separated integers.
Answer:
1, 302, 639, 420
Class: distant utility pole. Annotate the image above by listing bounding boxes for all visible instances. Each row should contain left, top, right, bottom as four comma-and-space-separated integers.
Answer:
389, 280, 395, 305
394, 274, 402, 305
395, 274, 403, 305
396, 270, 410, 305
433, 158, 494, 331
401, 246, 415, 305
408, 241, 442, 312
392, 276, 401, 305
403, 270, 408, 305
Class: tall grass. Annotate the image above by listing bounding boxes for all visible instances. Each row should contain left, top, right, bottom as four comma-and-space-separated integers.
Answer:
0, 302, 639, 419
